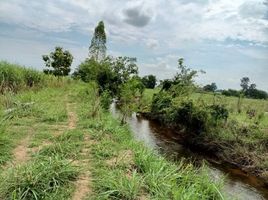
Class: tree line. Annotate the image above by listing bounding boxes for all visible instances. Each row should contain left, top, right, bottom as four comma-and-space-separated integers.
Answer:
41, 20, 267, 101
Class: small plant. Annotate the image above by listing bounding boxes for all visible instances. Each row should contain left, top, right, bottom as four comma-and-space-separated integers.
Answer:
246, 108, 256, 119
100, 90, 112, 110
209, 104, 229, 124
0, 156, 79, 200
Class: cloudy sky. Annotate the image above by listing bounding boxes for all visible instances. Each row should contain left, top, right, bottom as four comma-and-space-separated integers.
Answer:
0, 0, 267, 91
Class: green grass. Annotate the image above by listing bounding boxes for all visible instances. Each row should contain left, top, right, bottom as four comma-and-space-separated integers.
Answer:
140, 88, 268, 181
0, 156, 78, 200
0, 77, 225, 199
71, 83, 224, 199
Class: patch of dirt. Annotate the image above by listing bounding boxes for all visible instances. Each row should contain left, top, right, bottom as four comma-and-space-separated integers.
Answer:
12, 136, 31, 164
72, 173, 91, 200
66, 103, 77, 130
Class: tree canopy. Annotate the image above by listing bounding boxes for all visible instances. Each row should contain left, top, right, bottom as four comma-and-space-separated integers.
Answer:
89, 21, 107, 61
42, 47, 73, 76
203, 83, 217, 92
142, 75, 157, 89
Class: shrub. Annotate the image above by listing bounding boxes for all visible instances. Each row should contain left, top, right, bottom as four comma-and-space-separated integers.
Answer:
151, 92, 172, 114
100, 90, 112, 110
171, 101, 209, 134
209, 104, 229, 124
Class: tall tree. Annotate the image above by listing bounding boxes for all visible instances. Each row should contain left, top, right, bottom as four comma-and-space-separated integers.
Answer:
89, 21, 107, 61
240, 77, 250, 92
142, 75, 157, 89
42, 47, 73, 76
203, 82, 217, 92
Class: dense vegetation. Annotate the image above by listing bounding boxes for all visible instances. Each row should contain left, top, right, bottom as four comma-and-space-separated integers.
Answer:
0, 61, 64, 94
138, 59, 268, 182
0, 62, 225, 199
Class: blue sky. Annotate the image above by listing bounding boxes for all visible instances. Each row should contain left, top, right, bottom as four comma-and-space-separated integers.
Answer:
0, 0, 267, 91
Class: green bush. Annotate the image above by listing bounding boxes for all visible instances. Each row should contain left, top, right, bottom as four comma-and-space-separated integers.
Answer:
209, 104, 229, 124
171, 101, 209, 134
151, 92, 172, 114
0, 61, 46, 93
0, 62, 24, 93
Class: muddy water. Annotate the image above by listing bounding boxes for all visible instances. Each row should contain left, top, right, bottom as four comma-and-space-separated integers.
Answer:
110, 103, 268, 200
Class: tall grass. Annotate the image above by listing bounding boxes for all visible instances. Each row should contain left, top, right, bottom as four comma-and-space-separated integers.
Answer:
0, 61, 72, 94
0, 156, 78, 200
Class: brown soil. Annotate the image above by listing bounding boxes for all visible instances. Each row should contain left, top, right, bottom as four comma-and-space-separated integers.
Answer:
66, 103, 77, 130
68, 103, 92, 200
12, 136, 31, 164
72, 173, 91, 200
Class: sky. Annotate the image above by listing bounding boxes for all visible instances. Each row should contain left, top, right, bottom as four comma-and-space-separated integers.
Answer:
0, 0, 267, 91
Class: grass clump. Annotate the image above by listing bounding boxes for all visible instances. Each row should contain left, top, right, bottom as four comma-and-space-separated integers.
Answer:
93, 168, 143, 200
0, 123, 12, 165
37, 130, 84, 159
0, 156, 78, 200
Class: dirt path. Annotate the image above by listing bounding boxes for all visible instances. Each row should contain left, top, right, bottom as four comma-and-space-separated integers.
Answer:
11, 135, 31, 165
67, 103, 77, 130
67, 102, 92, 200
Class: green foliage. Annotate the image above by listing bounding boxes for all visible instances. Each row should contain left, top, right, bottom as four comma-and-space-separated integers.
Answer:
0, 156, 78, 200
100, 90, 112, 110
203, 82, 217, 92
240, 77, 250, 92
159, 58, 200, 98
89, 21, 107, 61
209, 104, 229, 124
72, 58, 100, 82
43, 47, 73, 76
171, 101, 209, 134
73, 56, 139, 97
119, 78, 144, 123
0, 123, 12, 165
141, 75, 157, 89
222, 89, 240, 97
151, 91, 172, 114
111, 56, 138, 85
0, 62, 45, 93
245, 88, 268, 99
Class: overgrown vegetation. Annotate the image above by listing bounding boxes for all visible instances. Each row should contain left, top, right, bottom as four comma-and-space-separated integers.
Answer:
139, 58, 268, 181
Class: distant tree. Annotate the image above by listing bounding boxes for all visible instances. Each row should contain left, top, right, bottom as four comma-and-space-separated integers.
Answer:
161, 79, 173, 91
111, 56, 138, 85
170, 58, 199, 97
240, 77, 250, 92
173, 58, 198, 86
249, 83, 256, 90
142, 75, 156, 89
89, 21, 106, 61
222, 89, 240, 97
42, 47, 73, 76
72, 58, 100, 82
203, 82, 217, 92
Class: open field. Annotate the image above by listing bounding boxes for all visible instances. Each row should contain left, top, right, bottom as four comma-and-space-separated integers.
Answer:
0, 76, 224, 199
141, 88, 268, 128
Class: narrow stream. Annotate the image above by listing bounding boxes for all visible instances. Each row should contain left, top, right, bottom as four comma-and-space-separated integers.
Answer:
110, 102, 268, 200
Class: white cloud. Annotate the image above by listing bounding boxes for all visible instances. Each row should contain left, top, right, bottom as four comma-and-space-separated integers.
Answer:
0, 0, 267, 90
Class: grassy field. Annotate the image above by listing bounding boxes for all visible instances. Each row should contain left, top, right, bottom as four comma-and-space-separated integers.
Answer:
0, 78, 225, 199
139, 88, 268, 180
140, 88, 268, 128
